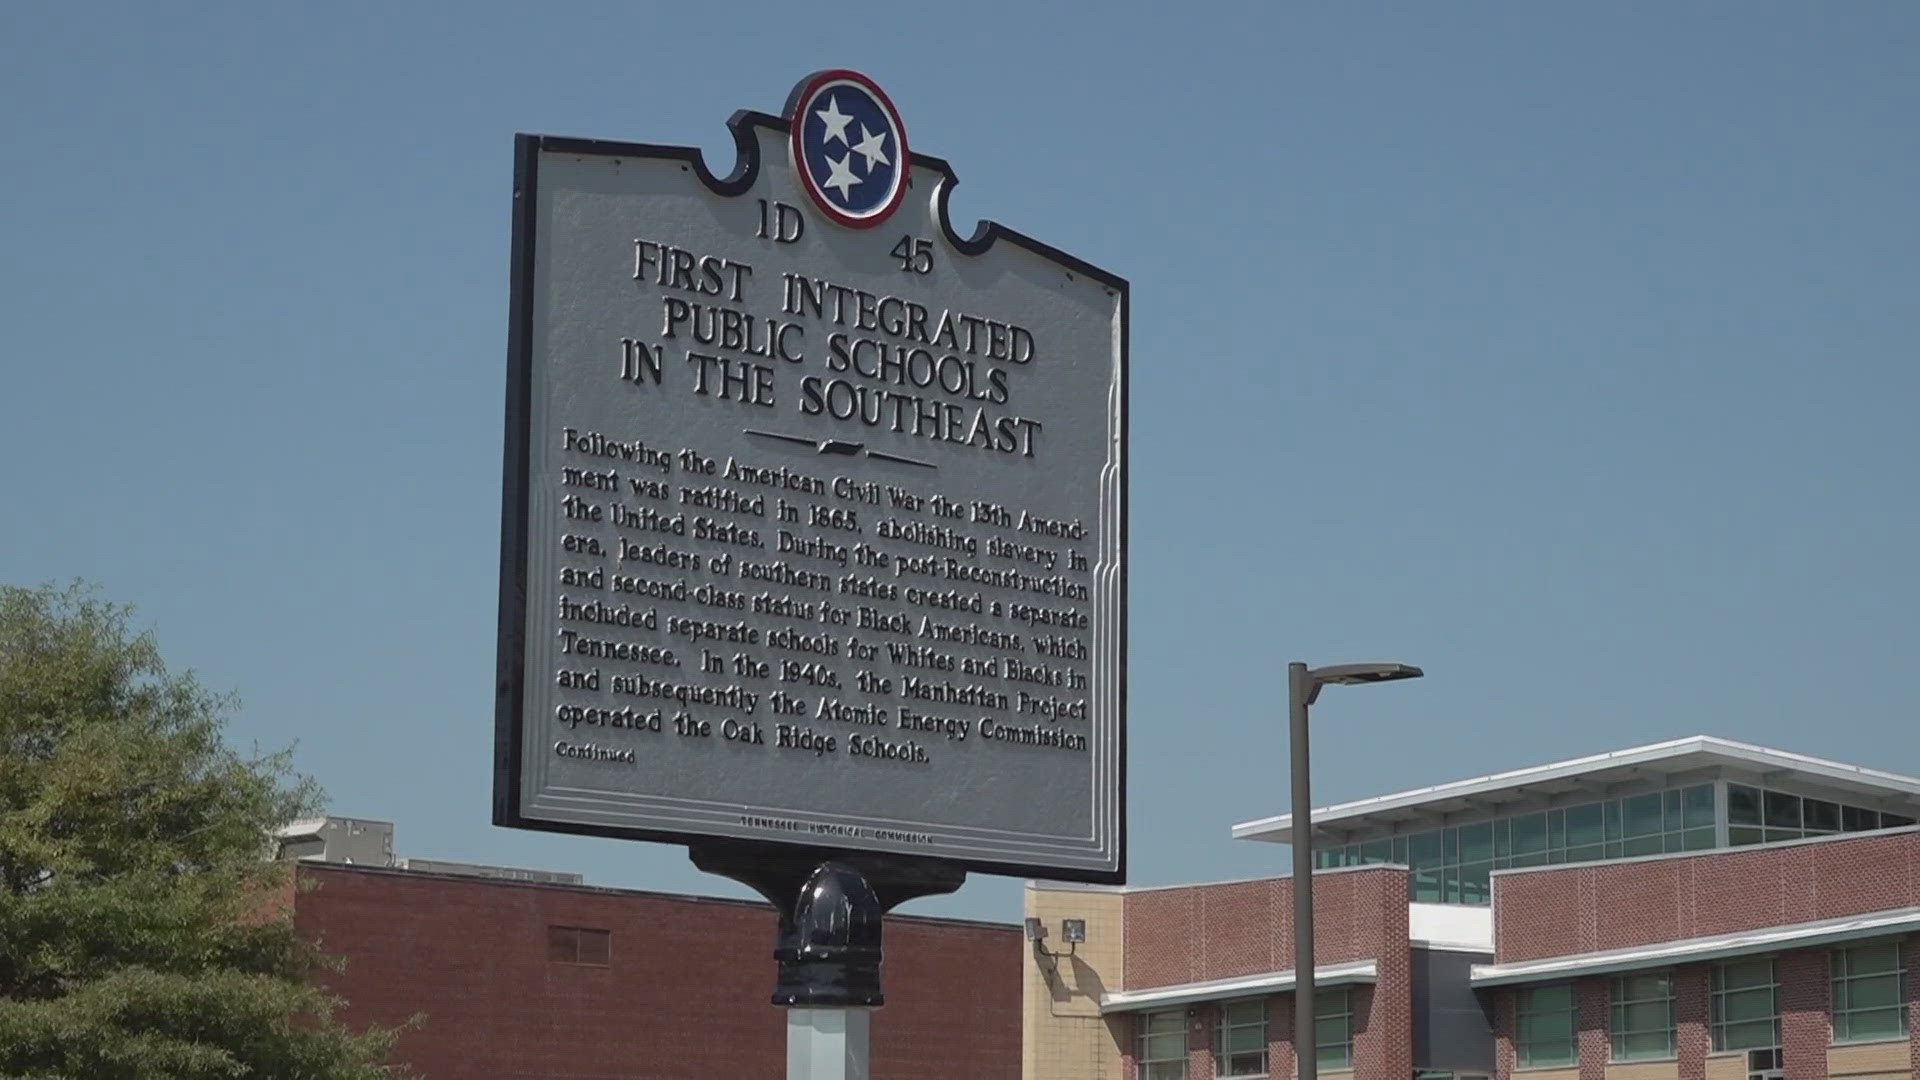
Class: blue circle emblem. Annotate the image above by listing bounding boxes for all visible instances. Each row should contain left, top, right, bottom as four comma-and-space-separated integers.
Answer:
790, 71, 910, 229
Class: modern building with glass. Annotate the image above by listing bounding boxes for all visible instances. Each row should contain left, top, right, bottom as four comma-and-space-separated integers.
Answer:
1021, 735, 1920, 1080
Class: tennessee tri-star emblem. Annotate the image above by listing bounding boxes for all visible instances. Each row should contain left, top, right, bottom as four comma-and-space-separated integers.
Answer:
789, 70, 910, 229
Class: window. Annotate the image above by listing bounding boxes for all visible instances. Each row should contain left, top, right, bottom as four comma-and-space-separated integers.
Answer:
1832, 941, 1907, 1043
1316, 785, 1717, 905
1516, 984, 1576, 1068
1136, 1009, 1186, 1080
1213, 1000, 1266, 1077
1711, 959, 1779, 1051
1314, 987, 1353, 1071
547, 925, 610, 965
1610, 972, 1675, 1060
1727, 784, 1909, 848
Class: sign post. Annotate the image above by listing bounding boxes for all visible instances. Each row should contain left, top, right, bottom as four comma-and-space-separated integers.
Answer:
495, 69, 1126, 1072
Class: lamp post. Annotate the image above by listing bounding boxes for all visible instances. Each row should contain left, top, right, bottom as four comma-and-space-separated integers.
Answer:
1290, 661, 1422, 1080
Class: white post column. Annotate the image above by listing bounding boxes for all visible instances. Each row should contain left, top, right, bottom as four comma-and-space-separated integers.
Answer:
787, 1007, 872, 1080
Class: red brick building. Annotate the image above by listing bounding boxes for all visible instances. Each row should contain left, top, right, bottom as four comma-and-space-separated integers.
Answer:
1024, 736, 1920, 1080
286, 861, 1020, 1078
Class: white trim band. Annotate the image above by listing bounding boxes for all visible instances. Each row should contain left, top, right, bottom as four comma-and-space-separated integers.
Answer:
1099, 960, 1378, 1014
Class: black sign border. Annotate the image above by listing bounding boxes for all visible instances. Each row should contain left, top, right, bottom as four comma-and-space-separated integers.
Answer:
495, 102, 1128, 885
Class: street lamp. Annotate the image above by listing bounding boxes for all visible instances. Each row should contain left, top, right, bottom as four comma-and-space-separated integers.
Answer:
1290, 661, 1422, 1080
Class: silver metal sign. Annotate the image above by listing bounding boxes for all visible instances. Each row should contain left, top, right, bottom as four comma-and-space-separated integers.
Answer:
495, 71, 1126, 882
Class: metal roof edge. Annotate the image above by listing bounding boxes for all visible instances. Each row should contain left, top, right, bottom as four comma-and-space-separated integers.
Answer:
1232, 736, 1920, 844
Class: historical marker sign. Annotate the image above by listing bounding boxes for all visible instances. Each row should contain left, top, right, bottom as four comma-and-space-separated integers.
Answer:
495, 71, 1126, 882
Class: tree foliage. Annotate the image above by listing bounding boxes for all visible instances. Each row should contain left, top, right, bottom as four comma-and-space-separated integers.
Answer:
0, 583, 410, 1079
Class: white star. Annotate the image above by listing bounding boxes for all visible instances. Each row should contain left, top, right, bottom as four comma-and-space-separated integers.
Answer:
815, 95, 854, 147
852, 124, 890, 173
822, 153, 862, 200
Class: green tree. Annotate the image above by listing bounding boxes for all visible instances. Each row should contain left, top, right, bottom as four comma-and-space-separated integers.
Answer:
0, 583, 411, 1079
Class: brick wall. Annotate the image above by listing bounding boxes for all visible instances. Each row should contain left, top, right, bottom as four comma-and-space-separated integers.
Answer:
1121, 867, 1407, 991
1674, 964, 1708, 1080
295, 864, 1020, 1079
1109, 867, 1411, 1079
1494, 832, 1920, 965
1578, 976, 1608, 1079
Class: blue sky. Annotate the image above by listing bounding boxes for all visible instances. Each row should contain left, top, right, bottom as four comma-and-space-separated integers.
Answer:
3, 3, 1916, 922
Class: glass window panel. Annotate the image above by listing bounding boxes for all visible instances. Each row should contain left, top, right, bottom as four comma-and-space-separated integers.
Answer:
1408, 830, 1443, 867
1763, 790, 1801, 828
1222, 1000, 1264, 1024
1528, 983, 1573, 1011
1143, 1012, 1183, 1034
1843, 805, 1880, 831
1623, 793, 1664, 838
1619, 1030, 1672, 1057
1729, 826, 1764, 846
1458, 823, 1492, 863
1360, 839, 1391, 864
1616, 973, 1668, 998
1679, 827, 1715, 851
1605, 800, 1622, 840
1622, 834, 1663, 857
1139, 1007, 1187, 1078
1492, 819, 1510, 860
1565, 803, 1604, 846
1663, 789, 1683, 830
1763, 828, 1803, 843
1718, 1019, 1777, 1050
1684, 784, 1716, 828
1512, 813, 1547, 854
1803, 799, 1840, 832
577, 928, 610, 964
1412, 869, 1441, 902
1619, 1000, 1668, 1026
1840, 942, 1901, 974
1719, 987, 1775, 1021
1845, 976, 1901, 1010
1883, 813, 1915, 828
1565, 843, 1604, 863
1547, 810, 1565, 852
1460, 866, 1491, 904
1839, 1007, 1905, 1042
1443, 827, 1458, 861
1392, 836, 1408, 864
1728, 784, 1762, 826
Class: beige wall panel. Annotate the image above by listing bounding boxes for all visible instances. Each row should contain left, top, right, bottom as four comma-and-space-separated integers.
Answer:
1605, 1061, 1679, 1080
1703, 1054, 1749, 1080
1829, 1036, 1911, 1077
1023, 887, 1126, 1080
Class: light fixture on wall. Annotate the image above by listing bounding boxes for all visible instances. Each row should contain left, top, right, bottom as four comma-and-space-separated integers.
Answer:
1025, 917, 1085, 960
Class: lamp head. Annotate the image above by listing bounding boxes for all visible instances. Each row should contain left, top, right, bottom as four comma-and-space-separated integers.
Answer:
1308, 662, 1423, 687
